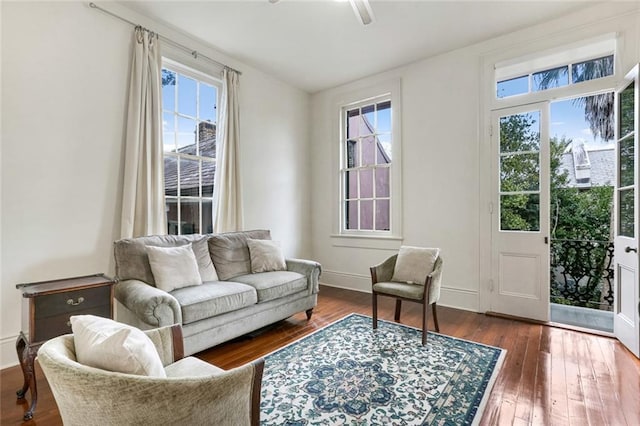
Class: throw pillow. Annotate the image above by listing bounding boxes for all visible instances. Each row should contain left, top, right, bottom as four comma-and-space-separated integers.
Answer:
146, 243, 203, 292
247, 238, 287, 273
191, 238, 219, 282
70, 315, 166, 377
391, 246, 440, 285
208, 230, 272, 280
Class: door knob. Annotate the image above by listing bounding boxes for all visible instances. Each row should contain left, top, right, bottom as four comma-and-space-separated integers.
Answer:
625, 246, 638, 253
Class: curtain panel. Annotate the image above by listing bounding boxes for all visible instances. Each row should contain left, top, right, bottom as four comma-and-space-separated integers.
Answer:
120, 27, 166, 238
212, 68, 243, 233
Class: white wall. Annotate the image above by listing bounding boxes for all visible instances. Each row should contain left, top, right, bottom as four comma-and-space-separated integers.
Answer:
0, 1, 311, 368
311, 2, 640, 311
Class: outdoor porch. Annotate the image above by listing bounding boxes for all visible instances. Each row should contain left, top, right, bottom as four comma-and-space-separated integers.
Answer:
550, 303, 614, 333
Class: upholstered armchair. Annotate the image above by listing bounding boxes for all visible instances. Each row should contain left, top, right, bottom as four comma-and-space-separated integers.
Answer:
37, 324, 264, 426
370, 252, 443, 345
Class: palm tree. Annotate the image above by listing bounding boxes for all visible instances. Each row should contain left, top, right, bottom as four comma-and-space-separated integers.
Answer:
536, 55, 614, 141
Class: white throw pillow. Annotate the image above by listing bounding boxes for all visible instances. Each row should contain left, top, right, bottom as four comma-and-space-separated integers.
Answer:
391, 246, 440, 285
147, 243, 203, 292
191, 238, 219, 282
70, 315, 166, 377
247, 238, 287, 273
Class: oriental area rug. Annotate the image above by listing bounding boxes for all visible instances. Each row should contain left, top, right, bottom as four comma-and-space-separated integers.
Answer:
260, 313, 506, 425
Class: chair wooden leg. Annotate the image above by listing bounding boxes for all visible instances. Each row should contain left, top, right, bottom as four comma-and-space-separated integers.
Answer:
372, 292, 378, 330
394, 299, 402, 322
432, 303, 440, 333
422, 302, 428, 345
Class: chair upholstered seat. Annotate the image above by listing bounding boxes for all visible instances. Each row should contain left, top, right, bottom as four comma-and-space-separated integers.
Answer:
372, 282, 424, 300
164, 356, 224, 378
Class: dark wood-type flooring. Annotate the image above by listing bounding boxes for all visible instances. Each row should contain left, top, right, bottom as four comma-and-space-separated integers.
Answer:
2, 285, 639, 425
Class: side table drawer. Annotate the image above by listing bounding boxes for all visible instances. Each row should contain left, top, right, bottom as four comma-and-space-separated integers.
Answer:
32, 304, 111, 342
34, 285, 110, 318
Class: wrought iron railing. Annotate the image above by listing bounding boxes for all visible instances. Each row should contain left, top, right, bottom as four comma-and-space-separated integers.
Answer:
550, 239, 614, 311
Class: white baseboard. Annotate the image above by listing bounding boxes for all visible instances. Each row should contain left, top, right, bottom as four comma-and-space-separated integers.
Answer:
320, 269, 479, 312
1, 334, 19, 369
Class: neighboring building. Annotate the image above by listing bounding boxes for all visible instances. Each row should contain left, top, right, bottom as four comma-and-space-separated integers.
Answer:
558, 142, 614, 188
164, 121, 216, 234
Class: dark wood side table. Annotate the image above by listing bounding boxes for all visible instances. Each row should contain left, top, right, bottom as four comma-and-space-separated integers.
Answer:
15, 273, 116, 420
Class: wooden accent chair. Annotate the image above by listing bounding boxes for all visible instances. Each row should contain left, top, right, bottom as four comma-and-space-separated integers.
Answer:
37, 324, 264, 426
371, 254, 443, 345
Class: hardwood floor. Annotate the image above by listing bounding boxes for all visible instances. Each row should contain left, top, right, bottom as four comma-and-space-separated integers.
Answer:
2, 285, 639, 425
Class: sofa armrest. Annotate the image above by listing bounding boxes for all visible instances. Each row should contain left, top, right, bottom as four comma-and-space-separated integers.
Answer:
143, 325, 184, 366
370, 254, 398, 284
115, 279, 182, 327
286, 258, 322, 294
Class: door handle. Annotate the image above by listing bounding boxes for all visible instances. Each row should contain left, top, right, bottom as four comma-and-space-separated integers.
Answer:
625, 246, 638, 253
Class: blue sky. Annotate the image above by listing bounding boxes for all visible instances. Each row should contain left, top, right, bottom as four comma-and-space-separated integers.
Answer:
551, 96, 613, 149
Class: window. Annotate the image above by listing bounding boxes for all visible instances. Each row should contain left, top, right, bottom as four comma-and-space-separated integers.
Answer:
161, 60, 220, 235
341, 96, 392, 233
497, 55, 614, 98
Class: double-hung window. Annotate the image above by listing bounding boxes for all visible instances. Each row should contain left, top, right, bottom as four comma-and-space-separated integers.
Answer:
161, 60, 221, 235
337, 80, 401, 243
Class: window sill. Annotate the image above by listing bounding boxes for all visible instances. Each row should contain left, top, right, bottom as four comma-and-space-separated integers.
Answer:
330, 234, 403, 250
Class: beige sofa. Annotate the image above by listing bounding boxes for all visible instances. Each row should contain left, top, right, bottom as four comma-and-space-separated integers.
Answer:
113, 230, 321, 355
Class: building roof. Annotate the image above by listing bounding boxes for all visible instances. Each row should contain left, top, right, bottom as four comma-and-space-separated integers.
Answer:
559, 145, 614, 188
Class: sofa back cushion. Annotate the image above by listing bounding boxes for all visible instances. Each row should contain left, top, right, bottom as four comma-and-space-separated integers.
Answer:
114, 234, 205, 285
208, 230, 271, 280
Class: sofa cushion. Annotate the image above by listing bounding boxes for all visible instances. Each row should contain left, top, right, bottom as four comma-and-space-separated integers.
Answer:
147, 244, 203, 293
171, 282, 258, 325
247, 238, 287, 273
208, 230, 271, 280
114, 234, 207, 285
232, 271, 307, 303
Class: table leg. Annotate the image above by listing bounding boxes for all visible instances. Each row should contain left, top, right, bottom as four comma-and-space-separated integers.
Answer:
15, 333, 40, 420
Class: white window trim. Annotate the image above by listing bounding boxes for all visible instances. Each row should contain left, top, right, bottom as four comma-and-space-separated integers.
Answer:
162, 58, 222, 235
331, 79, 402, 249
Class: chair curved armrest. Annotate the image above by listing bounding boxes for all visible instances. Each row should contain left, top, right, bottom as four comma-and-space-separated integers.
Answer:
38, 336, 267, 426
426, 256, 444, 304
143, 325, 184, 366
286, 258, 322, 294
370, 254, 398, 284
115, 279, 182, 327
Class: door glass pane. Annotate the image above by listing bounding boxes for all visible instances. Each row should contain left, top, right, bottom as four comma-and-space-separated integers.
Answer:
619, 82, 635, 138
500, 194, 540, 231
619, 189, 634, 237
619, 136, 634, 187
500, 112, 540, 152
500, 153, 539, 192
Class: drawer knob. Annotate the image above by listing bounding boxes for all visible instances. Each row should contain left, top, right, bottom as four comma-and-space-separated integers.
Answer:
66, 320, 71, 327
66, 297, 85, 306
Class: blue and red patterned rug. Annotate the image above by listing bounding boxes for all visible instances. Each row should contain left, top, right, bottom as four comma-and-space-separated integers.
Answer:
260, 313, 505, 425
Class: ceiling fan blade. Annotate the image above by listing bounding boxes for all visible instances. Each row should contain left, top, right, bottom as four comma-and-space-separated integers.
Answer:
349, 0, 375, 26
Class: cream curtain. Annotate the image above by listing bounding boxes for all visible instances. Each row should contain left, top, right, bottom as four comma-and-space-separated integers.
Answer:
120, 27, 166, 238
212, 68, 243, 232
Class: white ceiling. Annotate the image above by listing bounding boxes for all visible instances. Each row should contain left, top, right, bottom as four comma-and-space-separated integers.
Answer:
123, 1, 595, 93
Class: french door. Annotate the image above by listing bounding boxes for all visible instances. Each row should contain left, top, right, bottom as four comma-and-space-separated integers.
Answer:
490, 102, 550, 322
613, 65, 640, 358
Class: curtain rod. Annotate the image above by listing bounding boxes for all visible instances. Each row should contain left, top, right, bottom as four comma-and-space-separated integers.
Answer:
88, 2, 242, 75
